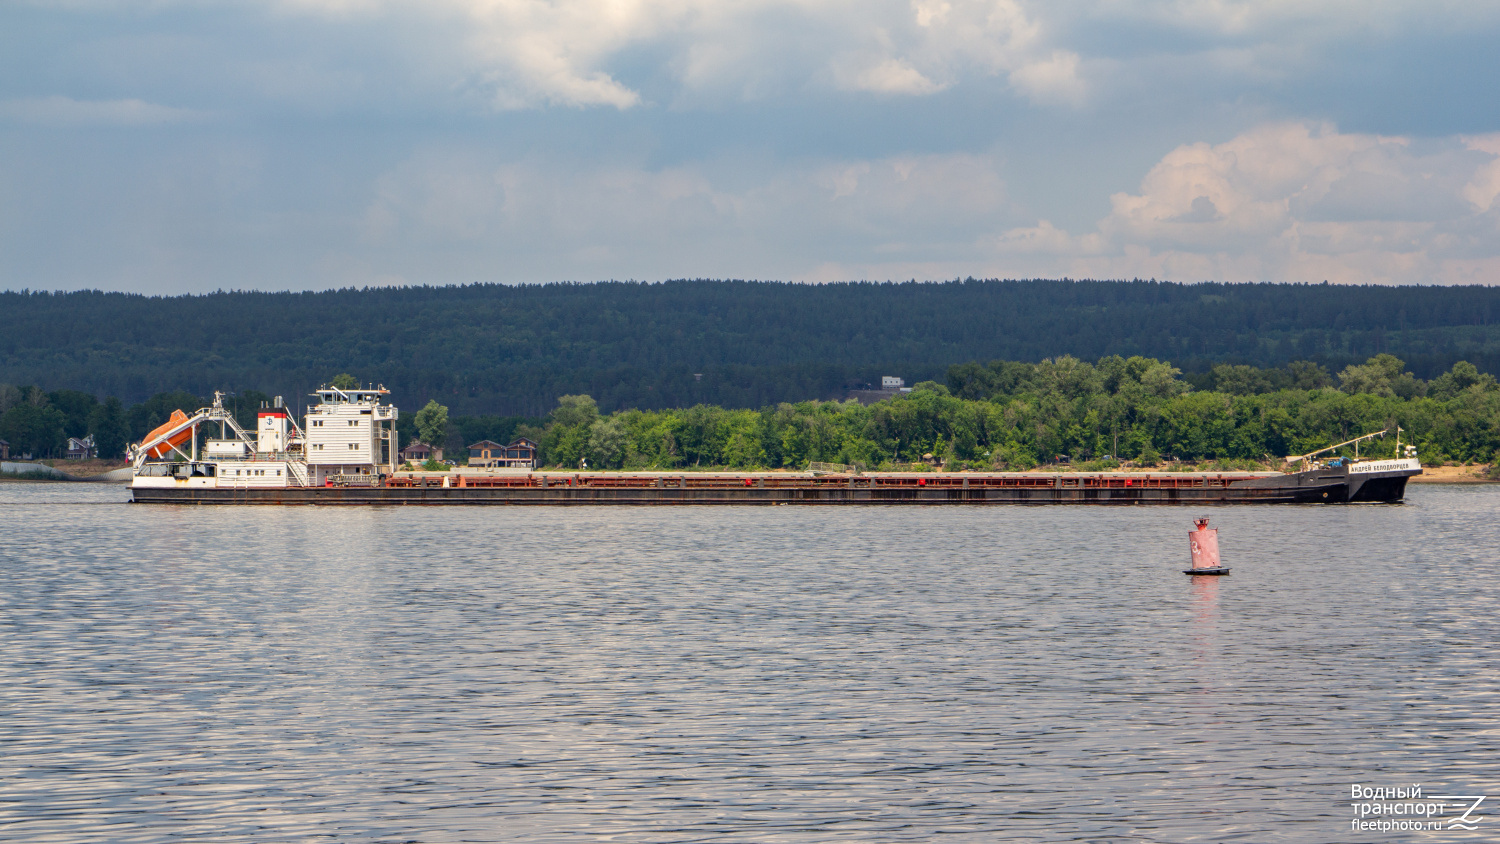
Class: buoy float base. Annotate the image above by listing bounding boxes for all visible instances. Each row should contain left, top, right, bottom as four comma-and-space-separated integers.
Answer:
1184, 567, 1231, 576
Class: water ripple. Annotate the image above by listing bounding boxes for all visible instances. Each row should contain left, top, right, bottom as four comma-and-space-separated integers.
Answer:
1, 483, 1498, 841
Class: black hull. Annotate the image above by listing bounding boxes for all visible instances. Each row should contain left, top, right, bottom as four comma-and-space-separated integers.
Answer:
130, 465, 1415, 505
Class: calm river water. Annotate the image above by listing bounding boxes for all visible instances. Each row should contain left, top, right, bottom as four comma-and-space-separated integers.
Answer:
1, 483, 1497, 843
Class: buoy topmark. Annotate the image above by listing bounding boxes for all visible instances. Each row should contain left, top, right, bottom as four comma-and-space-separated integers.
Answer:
1185, 517, 1230, 576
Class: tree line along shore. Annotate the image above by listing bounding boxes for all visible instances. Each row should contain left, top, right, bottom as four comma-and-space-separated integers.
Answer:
9, 279, 1500, 418
4, 354, 1498, 477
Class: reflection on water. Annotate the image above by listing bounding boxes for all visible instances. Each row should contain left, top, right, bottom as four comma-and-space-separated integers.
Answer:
1189, 573, 1220, 654
1, 483, 1498, 843
1189, 570, 1221, 619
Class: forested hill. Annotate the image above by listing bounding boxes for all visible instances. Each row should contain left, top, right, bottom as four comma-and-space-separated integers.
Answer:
5, 278, 1500, 415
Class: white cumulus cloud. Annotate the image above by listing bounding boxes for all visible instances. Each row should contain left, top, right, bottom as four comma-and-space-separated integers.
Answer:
838, 58, 944, 95
993, 122, 1500, 284
1007, 50, 1084, 106
266, 0, 1076, 108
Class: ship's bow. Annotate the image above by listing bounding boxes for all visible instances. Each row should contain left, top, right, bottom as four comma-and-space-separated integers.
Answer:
1346, 458, 1423, 502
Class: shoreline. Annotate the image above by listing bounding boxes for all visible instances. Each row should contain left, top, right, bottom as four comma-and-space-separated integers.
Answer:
1403, 465, 1495, 484
0, 461, 133, 483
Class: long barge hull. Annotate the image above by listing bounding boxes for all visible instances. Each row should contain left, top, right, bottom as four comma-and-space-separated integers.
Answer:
130, 465, 1417, 505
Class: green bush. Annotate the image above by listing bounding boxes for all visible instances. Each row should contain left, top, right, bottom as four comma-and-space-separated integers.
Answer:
519, 372, 1498, 471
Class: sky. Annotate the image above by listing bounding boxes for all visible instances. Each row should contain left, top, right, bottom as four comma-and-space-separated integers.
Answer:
2, 1, 1500, 294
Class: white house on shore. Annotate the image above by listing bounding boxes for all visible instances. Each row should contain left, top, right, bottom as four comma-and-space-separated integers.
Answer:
65, 435, 97, 460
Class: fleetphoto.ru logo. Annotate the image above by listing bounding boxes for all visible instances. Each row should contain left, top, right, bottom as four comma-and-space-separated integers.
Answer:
1350, 784, 1486, 833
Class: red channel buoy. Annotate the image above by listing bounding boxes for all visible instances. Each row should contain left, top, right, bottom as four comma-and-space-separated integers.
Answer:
1185, 517, 1230, 576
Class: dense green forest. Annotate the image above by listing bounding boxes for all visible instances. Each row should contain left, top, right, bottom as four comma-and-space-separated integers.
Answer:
7, 279, 1500, 415
8, 354, 1495, 468
516, 355, 1498, 470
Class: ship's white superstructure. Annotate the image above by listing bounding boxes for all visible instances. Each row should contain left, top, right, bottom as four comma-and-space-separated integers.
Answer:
302, 386, 398, 484
129, 385, 399, 491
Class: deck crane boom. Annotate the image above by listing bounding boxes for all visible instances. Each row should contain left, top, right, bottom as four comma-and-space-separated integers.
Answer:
1284, 427, 1390, 467
127, 392, 257, 470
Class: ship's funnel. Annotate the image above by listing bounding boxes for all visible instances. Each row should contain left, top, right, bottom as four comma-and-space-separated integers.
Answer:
258, 407, 289, 454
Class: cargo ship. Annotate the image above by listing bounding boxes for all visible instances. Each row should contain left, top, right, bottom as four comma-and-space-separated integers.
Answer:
128, 387, 1422, 505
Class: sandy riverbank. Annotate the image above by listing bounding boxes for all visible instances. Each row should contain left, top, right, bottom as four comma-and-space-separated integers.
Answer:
1406, 464, 1496, 483
35, 458, 130, 477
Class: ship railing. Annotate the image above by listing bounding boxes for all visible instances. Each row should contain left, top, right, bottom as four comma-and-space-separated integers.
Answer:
378, 472, 1273, 491
807, 462, 854, 475
327, 473, 380, 487
221, 451, 300, 462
